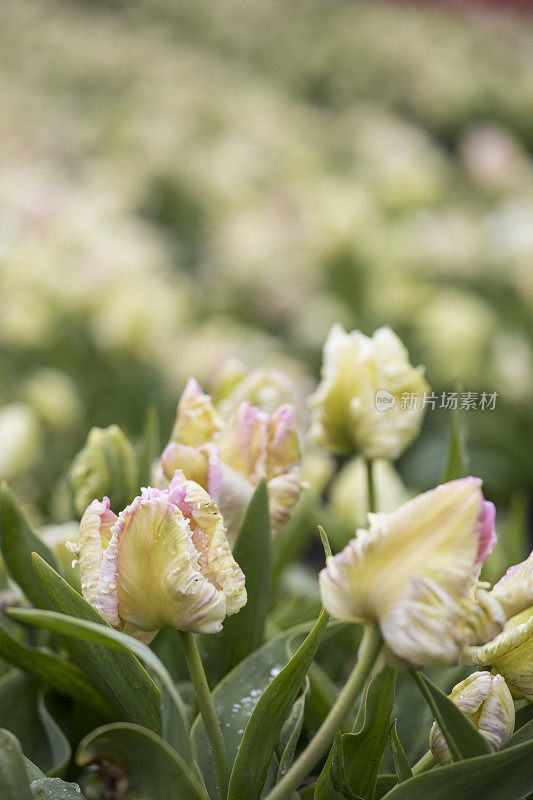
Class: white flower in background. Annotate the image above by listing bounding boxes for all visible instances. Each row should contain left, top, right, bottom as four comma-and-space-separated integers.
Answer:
309, 325, 429, 460
0, 403, 42, 481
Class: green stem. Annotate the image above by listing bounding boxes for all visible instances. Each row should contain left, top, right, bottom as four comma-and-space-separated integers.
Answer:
366, 459, 376, 514
264, 623, 384, 800
180, 631, 229, 800
411, 750, 437, 775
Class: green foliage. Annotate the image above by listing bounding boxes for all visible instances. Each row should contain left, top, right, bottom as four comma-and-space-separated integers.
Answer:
412, 671, 491, 762
200, 481, 272, 685
77, 723, 205, 800
380, 741, 533, 800
315, 667, 397, 800
228, 609, 328, 800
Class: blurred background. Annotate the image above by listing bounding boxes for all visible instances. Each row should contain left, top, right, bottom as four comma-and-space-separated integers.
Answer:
1, 0, 532, 539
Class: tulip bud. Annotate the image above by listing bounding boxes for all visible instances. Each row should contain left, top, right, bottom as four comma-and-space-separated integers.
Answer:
430, 672, 515, 765
309, 325, 429, 460
169, 378, 222, 448
69, 425, 138, 518
319, 477, 499, 668
74, 472, 246, 639
463, 607, 533, 697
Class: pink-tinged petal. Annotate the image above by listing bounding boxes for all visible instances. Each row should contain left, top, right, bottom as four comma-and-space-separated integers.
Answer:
267, 466, 302, 536
320, 478, 493, 667
77, 497, 118, 609
475, 497, 497, 569
160, 441, 208, 486
205, 444, 224, 502
455, 477, 497, 572
217, 401, 269, 483
266, 405, 300, 479
170, 378, 222, 447
98, 487, 229, 634
167, 472, 246, 616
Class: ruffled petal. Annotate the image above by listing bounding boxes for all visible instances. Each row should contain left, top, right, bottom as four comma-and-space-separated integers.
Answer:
170, 378, 222, 447
491, 550, 533, 619
462, 608, 533, 697
217, 401, 269, 483
167, 471, 247, 616
97, 487, 228, 635
77, 497, 117, 609
320, 478, 495, 667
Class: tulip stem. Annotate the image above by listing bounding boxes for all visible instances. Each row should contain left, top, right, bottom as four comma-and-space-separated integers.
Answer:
411, 750, 437, 775
366, 459, 376, 514
180, 631, 229, 800
263, 623, 384, 800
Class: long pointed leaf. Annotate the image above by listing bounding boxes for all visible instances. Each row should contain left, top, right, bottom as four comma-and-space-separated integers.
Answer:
30, 554, 162, 736
8, 605, 190, 759
381, 741, 533, 800
227, 608, 328, 800
390, 720, 412, 783
77, 723, 206, 800
201, 481, 271, 685
0, 729, 33, 800
0, 484, 59, 609
0, 621, 113, 719
412, 671, 490, 761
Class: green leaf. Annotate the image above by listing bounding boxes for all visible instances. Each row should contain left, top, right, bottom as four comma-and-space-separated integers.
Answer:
200, 481, 271, 686
77, 723, 206, 800
136, 406, 160, 491
30, 778, 86, 799
390, 720, 412, 783
507, 718, 533, 748
0, 484, 59, 609
375, 776, 398, 799
0, 728, 33, 800
30, 554, 162, 737
227, 608, 328, 800
23, 759, 45, 783
316, 666, 397, 800
441, 409, 467, 483
0, 673, 70, 777
276, 679, 309, 782
192, 619, 321, 800
8, 603, 190, 759
381, 741, 533, 800
412, 672, 491, 762
0, 619, 113, 719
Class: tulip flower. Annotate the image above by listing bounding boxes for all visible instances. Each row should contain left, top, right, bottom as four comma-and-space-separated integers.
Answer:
463, 607, 533, 697
69, 425, 138, 517
156, 377, 301, 542
210, 359, 293, 416
462, 549, 533, 696
71, 471, 246, 640
430, 672, 515, 765
319, 477, 502, 667
309, 325, 429, 460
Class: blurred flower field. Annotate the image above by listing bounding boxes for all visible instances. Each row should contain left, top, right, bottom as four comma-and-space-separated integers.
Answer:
1, 0, 533, 525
